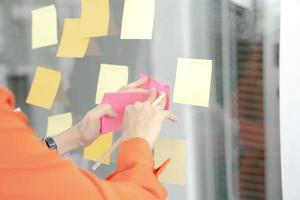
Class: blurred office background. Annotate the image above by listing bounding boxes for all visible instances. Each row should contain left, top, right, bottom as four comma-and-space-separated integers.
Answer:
0, 0, 281, 199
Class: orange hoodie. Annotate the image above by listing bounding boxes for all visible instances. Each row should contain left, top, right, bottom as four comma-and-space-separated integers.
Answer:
0, 87, 168, 200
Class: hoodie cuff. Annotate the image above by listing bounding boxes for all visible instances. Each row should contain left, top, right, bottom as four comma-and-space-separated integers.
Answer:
116, 138, 154, 171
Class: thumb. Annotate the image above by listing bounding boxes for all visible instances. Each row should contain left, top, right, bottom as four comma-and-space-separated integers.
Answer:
147, 87, 158, 104
102, 105, 117, 118
97, 104, 117, 118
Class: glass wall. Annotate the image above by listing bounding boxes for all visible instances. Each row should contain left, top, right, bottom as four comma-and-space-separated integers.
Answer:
0, 0, 281, 199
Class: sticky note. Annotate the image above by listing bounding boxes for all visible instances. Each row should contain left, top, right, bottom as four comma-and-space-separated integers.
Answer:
47, 113, 72, 137
121, 0, 155, 39
57, 19, 90, 58
173, 58, 212, 107
80, 0, 110, 37
100, 75, 170, 134
154, 138, 186, 185
32, 5, 58, 49
100, 92, 148, 134
84, 133, 113, 165
95, 64, 128, 104
140, 74, 170, 109
26, 67, 61, 109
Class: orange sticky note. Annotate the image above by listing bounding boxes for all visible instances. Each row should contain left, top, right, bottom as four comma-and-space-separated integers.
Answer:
26, 67, 61, 109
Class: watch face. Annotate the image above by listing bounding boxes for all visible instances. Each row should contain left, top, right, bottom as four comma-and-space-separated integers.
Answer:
44, 137, 57, 150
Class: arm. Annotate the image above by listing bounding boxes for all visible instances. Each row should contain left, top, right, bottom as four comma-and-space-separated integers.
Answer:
52, 77, 150, 155
0, 79, 174, 200
80, 138, 168, 200
76, 93, 176, 199
52, 125, 81, 155
48, 82, 175, 200
52, 103, 117, 155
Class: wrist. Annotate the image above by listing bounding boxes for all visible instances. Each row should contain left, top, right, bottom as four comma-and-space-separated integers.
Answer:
121, 131, 154, 149
42, 137, 58, 150
53, 125, 82, 155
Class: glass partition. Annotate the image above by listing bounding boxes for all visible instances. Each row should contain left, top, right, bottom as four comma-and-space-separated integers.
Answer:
0, 0, 281, 199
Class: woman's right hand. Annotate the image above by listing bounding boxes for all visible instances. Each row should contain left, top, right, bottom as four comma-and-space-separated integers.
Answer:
75, 77, 151, 148
121, 90, 177, 149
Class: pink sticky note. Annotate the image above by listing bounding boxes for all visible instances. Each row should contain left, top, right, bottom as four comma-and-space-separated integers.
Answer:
100, 74, 171, 134
140, 74, 170, 109
100, 92, 148, 134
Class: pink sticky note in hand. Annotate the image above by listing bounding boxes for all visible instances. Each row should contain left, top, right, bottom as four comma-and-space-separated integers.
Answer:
140, 74, 170, 109
100, 92, 148, 134
100, 74, 171, 134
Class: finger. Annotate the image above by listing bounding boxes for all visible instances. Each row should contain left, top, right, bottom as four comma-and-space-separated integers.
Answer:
158, 95, 167, 109
147, 88, 158, 104
102, 106, 117, 118
119, 88, 149, 94
134, 101, 142, 107
124, 77, 148, 89
96, 104, 117, 118
162, 110, 177, 122
151, 92, 166, 107
153, 104, 163, 111
124, 104, 133, 113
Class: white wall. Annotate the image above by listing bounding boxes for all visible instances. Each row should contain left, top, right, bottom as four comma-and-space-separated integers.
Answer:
280, 0, 300, 199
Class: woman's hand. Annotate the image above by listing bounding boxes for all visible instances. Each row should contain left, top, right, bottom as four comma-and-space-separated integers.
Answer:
121, 90, 177, 149
77, 77, 150, 147
76, 104, 117, 147
53, 77, 150, 154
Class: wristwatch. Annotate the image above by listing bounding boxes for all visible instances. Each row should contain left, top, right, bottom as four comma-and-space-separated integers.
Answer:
42, 137, 58, 150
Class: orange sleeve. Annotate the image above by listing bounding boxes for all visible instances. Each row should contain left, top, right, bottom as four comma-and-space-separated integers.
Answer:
0, 87, 167, 200
81, 138, 167, 199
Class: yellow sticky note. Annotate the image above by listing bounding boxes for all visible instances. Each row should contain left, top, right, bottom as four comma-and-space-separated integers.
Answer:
121, 0, 155, 39
154, 138, 186, 185
57, 19, 90, 58
32, 5, 58, 49
26, 67, 61, 109
95, 64, 128, 104
47, 113, 72, 137
84, 133, 113, 165
173, 58, 213, 107
80, 0, 110, 37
